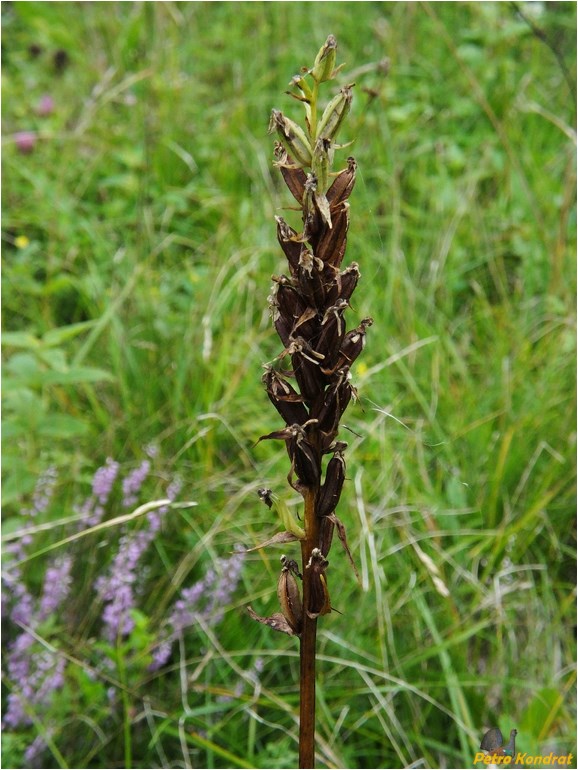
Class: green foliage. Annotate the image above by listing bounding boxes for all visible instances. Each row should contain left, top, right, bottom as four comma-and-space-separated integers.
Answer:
2, 1, 576, 768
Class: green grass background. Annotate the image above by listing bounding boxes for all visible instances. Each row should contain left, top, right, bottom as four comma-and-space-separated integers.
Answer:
2, 2, 576, 768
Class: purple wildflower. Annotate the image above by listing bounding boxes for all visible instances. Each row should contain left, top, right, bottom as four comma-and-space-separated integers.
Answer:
38, 556, 73, 621
149, 546, 246, 671
96, 530, 151, 642
122, 460, 150, 508
150, 639, 173, 670
8, 581, 35, 626
24, 733, 49, 768
93, 458, 120, 503
82, 458, 120, 527
1, 469, 59, 620
2, 635, 65, 730
204, 546, 245, 624
22, 466, 58, 520
101, 583, 136, 639
95, 472, 178, 642
3, 512, 76, 731
148, 477, 182, 533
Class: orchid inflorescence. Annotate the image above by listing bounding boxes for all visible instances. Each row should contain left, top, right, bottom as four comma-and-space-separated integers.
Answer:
248, 35, 371, 638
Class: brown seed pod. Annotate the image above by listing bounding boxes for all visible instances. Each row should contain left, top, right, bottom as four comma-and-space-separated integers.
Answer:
274, 143, 307, 204
277, 556, 304, 633
270, 275, 308, 345
336, 262, 360, 304
315, 300, 349, 365
297, 250, 326, 309
301, 174, 325, 248
292, 306, 320, 340
326, 156, 357, 207
311, 367, 352, 443
287, 337, 326, 404
319, 514, 335, 556
292, 429, 321, 487
322, 317, 373, 374
315, 201, 349, 268
262, 366, 310, 425
275, 216, 305, 277
317, 449, 346, 518
305, 547, 331, 618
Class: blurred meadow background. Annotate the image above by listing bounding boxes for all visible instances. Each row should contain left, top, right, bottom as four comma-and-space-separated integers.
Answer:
2, 2, 576, 768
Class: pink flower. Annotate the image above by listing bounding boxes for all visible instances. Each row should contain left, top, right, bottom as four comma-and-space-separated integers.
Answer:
14, 131, 37, 154
37, 94, 54, 117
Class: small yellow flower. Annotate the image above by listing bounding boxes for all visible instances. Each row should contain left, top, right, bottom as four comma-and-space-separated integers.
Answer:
356, 361, 368, 376
15, 235, 30, 249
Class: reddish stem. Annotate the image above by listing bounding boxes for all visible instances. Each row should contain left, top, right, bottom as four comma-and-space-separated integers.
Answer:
299, 486, 320, 768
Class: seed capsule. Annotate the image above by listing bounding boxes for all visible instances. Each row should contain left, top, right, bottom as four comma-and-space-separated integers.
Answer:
317, 449, 346, 517
337, 262, 360, 302
316, 201, 349, 267
277, 555, 303, 633
270, 275, 308, 345
274, 143, 307, 204
305, 547, 331, 617
316, 84, 353, 143
292, 427, 321, 487
319, 514, 335, 556
301, 173, 326, 245
262, 366, 310, 426
322, 317, 373, 374
316, 300, 349, 365
327, 157, 357, 207
313, 371, 351, 446
275, 216, 304, 277
288, 338, 326, 404
314, 190, 332, 229
310, 35, 337, 84
297, 250, 326, 309
269, 109, 312, 168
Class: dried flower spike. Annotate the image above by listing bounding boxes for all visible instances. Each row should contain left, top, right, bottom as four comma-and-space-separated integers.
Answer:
249, 36, 370, 769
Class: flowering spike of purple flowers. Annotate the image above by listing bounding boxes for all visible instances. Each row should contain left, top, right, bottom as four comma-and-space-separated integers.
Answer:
79, 457, 120, 527
38, 556, 73, 621
93, 458, 120, 502
2, 461, 185, 753
122, 460, 151, 508
149, 546, 246, 671
18, 465, 58, 524
96, 529, 154, 642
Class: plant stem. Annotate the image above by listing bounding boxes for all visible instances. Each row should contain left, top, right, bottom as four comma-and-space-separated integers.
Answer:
309, 81, 319, 140
299, 612, 317, 768
299, 486, 321, 768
